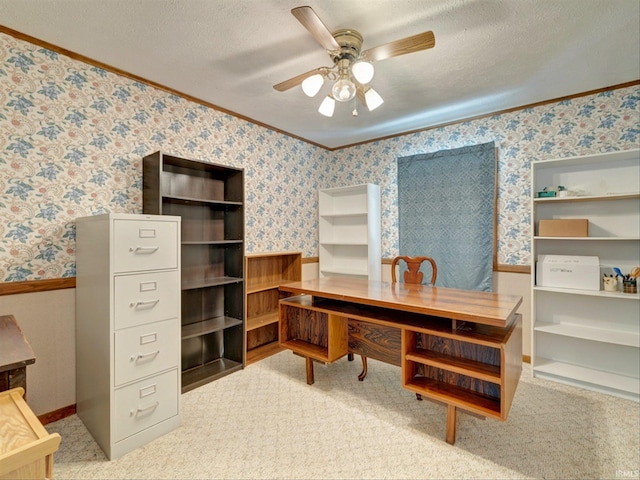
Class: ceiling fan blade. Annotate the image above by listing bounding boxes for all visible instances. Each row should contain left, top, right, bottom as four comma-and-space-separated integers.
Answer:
273, 67, 326, 92
362, 31, 435, 62
291, 6, 340, 52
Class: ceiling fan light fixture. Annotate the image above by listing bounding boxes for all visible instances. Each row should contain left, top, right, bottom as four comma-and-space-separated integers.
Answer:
364, 88, 384, 111
318, 95, 336, 117
352, 61, 374, 84
301, 74, 324, 97
331, 78, 357, 102
275, 7, 436, 118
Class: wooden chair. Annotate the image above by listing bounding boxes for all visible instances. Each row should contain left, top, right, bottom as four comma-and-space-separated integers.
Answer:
391, 255, 437, 285
357, 256, 438, 395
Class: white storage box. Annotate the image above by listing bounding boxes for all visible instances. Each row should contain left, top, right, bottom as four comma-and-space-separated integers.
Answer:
536, 255, 600, 291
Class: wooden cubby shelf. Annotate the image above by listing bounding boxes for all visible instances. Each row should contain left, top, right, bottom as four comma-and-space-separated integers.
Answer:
404, 376, 501, 416
404, 349, 501, 383
143, 151, 245, 392
246, 311, 278, 331
279, 297, 349, 364
280, 339, 332, 361
401, 323, 518, 420
245, 252, 302, 365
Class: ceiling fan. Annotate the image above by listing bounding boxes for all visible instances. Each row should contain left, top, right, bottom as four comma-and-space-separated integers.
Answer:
274, 6, 436, 117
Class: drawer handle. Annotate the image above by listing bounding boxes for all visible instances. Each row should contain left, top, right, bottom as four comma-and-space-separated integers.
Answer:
130, 401, 159, 417
130, 299, 160, 309
131, 350, 160, 362
130, 246, 159, 254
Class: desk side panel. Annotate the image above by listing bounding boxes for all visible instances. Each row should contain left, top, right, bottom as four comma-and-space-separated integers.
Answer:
502, 314, 523, 419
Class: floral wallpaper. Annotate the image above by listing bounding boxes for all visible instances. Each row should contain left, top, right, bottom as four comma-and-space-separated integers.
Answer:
335, 90, 639, 265
0, 31, 638, 282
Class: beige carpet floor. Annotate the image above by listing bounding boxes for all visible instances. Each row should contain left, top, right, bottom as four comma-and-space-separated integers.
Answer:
48, 351, 639, 479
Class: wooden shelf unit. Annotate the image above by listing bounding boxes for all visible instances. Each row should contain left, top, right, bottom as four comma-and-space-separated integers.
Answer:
245, 252, 301, 364
531, 148, 640, 402
401, 319, 521, 420
279, 295, 350, 364
143, 151, 245, 392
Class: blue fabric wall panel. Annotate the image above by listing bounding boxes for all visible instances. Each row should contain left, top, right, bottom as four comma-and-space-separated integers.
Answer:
397, 142, 496, 291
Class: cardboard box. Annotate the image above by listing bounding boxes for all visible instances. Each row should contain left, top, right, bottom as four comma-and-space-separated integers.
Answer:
536, 255, 600, 291
538, 219, 589, 237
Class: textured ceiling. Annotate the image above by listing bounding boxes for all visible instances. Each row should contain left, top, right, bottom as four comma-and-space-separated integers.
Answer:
0, 0, 638, 149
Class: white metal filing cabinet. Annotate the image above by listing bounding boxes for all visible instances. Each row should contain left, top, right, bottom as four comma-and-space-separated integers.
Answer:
76, 213, 181, 459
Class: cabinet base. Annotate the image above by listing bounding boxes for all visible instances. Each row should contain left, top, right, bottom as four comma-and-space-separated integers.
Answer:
109, 415, 180, 460
182, 358, 243, 393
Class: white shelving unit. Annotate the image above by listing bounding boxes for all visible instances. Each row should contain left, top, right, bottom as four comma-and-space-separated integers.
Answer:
531, 149, 640, 402
319, 184, 381, 280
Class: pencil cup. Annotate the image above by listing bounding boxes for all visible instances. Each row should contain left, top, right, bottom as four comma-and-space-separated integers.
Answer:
623, 279, 637, 294
603, 277, 618, 292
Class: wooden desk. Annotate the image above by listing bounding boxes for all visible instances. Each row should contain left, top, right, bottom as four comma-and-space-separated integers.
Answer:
0, 315, 36, 397
278, 277, 523, 445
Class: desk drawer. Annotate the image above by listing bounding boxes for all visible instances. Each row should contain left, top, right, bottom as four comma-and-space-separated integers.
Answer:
114, 319, 179, 386
114, 369, 178, 442
349, 320, 401, 367
114, 219, 178, 273
114, 271, 179, 330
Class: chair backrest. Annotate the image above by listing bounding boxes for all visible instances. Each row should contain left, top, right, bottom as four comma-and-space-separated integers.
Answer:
391, 256, 437, 285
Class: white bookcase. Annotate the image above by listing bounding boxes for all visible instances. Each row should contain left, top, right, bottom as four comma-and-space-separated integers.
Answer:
319, 184, 381, 280
531, 149, 640, 402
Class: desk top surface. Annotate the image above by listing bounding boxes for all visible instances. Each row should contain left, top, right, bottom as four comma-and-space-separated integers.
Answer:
279, 277, 522, 327
0, 315, 36, 372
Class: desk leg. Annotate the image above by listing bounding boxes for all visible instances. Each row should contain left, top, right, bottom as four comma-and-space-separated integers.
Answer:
305, 357, 314, 385
446, 404, 457, 445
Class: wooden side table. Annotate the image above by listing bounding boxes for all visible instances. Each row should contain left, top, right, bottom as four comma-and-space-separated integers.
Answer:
0, 315, 36, 397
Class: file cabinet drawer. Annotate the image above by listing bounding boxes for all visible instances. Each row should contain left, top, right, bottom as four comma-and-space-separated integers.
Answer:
114, 369, 178, 442
114, 319, 179, 386
114, 219, 178, 273
114, 271, 179, 330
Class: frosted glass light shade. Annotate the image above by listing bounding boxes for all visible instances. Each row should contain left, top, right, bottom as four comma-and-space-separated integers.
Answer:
352, 61, 374, 84
301, 74, 324, 97
318, 95, 336, 117
364, 88, 384, 111
331, 78, 356, 102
